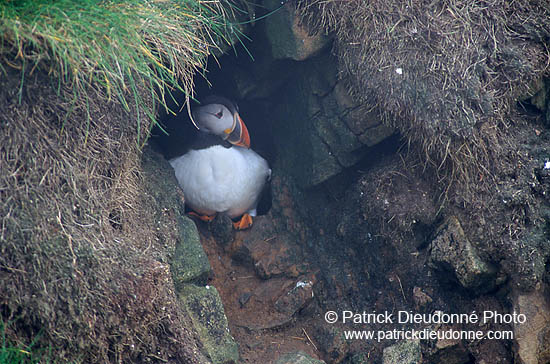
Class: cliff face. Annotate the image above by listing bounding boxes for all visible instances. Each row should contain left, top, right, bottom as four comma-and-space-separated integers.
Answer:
3, 0, 550, 363
153, 1, 550, 363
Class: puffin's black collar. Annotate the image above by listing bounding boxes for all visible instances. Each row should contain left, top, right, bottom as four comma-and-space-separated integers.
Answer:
190, 132, 232, 151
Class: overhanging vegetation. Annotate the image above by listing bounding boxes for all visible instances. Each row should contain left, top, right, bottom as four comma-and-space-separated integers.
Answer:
0, 0, 240, 140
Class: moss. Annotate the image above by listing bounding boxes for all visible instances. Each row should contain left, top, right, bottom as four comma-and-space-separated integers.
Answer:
171, 216, 212, 288
179, 284, 239, 364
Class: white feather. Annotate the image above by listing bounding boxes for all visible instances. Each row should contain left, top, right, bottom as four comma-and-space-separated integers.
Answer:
170, 145, 271, 218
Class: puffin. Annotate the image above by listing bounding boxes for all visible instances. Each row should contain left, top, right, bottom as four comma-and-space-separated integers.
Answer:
169, 96, 271, 230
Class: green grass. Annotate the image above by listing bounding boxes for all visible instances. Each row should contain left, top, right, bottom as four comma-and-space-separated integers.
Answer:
0, 0, 242, 142
0, 321, 51, 364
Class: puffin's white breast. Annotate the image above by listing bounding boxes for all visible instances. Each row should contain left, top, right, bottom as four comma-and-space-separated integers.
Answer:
169, 146, 271, 218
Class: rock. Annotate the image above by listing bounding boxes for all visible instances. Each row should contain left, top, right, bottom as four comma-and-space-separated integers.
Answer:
234, 277, 299, 330
382, 339, 422, 364
231, 216, 305, 279
238, 292, 252, 308
308, 56, 339, 97
170, 216, 212, 289
343, 106, 379, 135
275, 351, 326, 364
358, 124, 395, 147
264, 0, 331, 61
230, 54, 291, 100
424, 327, 471, 364
313, 325, 349, 363
305, 132, 344, 186
209, 212, 234, 247
312, 108, 365, 167
274, 278, 315, 315
334, 83, 396, 145
273, 66, 360, 187
513, 287, 550, 364
269, 50, 396, 188
178, 284, 239, 364
333, 81, 357, 111
429, 216, 496, 294
140, 144, 186, 215
412, 286, 433, 311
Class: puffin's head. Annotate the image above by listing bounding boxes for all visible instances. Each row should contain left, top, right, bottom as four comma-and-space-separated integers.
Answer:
192, 96, 250, 148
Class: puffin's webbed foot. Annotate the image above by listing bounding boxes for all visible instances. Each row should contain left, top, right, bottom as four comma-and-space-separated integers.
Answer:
233, 213, 253, 230
188, 211, 216, 222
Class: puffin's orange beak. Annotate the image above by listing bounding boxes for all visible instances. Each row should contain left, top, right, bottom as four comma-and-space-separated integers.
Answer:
226, 113, 250, 148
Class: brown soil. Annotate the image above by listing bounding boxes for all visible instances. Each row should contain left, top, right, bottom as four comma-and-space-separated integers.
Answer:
196, 218, 323, 363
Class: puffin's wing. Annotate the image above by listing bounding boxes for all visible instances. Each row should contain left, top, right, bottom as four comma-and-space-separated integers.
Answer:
254, 168, 272, 216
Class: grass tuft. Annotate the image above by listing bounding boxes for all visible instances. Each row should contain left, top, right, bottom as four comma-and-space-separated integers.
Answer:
0, 0, 241, 143
0, 320, 51, 364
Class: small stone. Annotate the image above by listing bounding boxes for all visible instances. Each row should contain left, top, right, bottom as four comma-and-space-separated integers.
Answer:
412, 286, 433, 310
238, 292, 252, 308
209, 212, 234, 247
313, 325, 349, 363
382, 339, 421, 364
425, 327, 471, 364
429, 216, 496, 294
274, 278, 314, 315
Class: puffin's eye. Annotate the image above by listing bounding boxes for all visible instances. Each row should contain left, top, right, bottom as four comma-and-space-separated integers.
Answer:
215, 110, 223, 119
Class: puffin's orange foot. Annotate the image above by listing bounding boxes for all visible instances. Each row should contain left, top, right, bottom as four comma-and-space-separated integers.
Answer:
233, 213, 253, 230
188, 211, 216, 222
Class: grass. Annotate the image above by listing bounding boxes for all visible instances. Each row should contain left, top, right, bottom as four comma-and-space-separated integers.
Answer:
0, 320, 51, 364
0, 0, 243, 142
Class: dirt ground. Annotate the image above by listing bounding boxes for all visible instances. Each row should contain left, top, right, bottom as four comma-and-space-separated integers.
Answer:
199, 225, 322, 363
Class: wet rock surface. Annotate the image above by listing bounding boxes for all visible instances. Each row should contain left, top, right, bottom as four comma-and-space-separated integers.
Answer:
263, 0, 330, 61
271, 55, 395, 188
171, 216, 212, 288
429, 216, 497, 294
382, 340, 421, 364
178, 284, 240, 364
